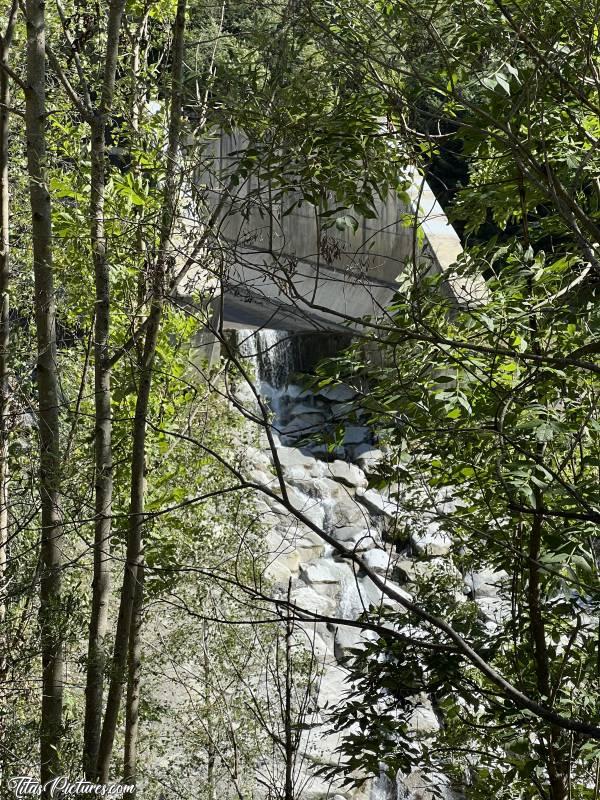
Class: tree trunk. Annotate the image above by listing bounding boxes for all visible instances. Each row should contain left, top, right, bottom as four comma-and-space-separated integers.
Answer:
284, 584, 294, 800
0, 0, 17, 761
24, 0, 64, 790
96, 0, 187, 779
83, 0, 126, 778
123, 563, 144, 790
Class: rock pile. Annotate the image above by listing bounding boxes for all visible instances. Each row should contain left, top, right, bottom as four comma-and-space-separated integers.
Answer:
239, 377, 502, 800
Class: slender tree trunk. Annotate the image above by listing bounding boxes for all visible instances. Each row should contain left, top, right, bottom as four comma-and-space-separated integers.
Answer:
24, 0, 64, 790
0, 0, 18, 760
83, 0, 127, 778
202, 619, 215, 800
123, 563, 144, 790
96, 0, 187, 779
284, 585, 294, 800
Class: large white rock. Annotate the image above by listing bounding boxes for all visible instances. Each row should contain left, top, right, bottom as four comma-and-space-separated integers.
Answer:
464, 568, 508, 598
351, 444, 384, 473
394, 558, 461, 586
247, 468, 277, 488
317, 664, 350, 709
266, 484, 327, 529
343, 529, 382, 552
407, 697, 440, 736
291, 586, 336, 617
330, 494, 369, 529
411, 526, 453, 556
275, 446, 316, 471
264, 559, 294, 586
361, 575, 412, 610
301, 559, 346, 585
358, 489, 400, 518
325, 460, 368, 489
333, 623, 377, 660
362, 548, 394, 575
331, 525, 370, 543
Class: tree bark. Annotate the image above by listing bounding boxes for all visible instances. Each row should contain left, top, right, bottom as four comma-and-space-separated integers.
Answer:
123, 563, 144, 790
0, 0, 17, 762
24, 0, 64, 789
83, 0, 127, 779
96, 0, 187, 779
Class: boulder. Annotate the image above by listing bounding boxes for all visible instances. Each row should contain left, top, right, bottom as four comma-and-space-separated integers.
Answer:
275, 446, 315, 471
464, 568, 508, 598
291, 586, 336, 617
362, 548, 394, 575
333, 624, 377, 661
266, 484, 326, 529
407, 696, 440, 736
343, 530, 381, 552
351, 444, 384, 473
360, 575, 412, 610
264, 559, 294, 586
280, 413, 327, 435
301, 559, 345, 585
411, 526, 453, 556
317, 664, 350, 708
246, 468, 277, 488
318, 384, 356, 402
394, 558, 461, 586
343, 425, 371, 445
331, 525, 366, 543
358, 489, 400, 518
329, 494, 369, 529
297, 538, 326, 561
325, 460, 368, 489
397, 770, 463, 800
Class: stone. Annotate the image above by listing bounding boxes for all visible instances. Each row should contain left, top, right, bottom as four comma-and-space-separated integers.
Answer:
244, 446, 272, 471
362, 548, 394, 575
332, 623, 377, 660
246, 468, 277, 488
397, 770, 462, 800
325, 460, 368, 489
297, 539, 326, 561
290, 401, 328, 415
344, 530, 381, 551
358, 489, 400, 517
407, 696, 440, 736
343, 425, 371, 445
330, 525, 368, 543
264, 559, 294, 586
280, 413, 327, 435
476, 596, 510, 627
275, 446, 315, 471
265, 531, 301, 573
291, 586, 336, 617
301, 559, 344, 585
394, 558, 461, 586
317, 664, 349, 708
464, 568, 508, 598
266, 484, 326, 529
351, 444, 384, 472
411, 526, 453, 556
330, 401, 355, 418
329, 494, 369, 529
360, 575, 412, 610
305, 443, 347, 460
318, 384, 356, 402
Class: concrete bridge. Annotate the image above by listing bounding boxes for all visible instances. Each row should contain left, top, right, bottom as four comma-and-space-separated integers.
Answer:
180, 131, 484, 340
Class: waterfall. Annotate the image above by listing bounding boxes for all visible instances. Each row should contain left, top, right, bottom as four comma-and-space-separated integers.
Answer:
235, 328, 301, 389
